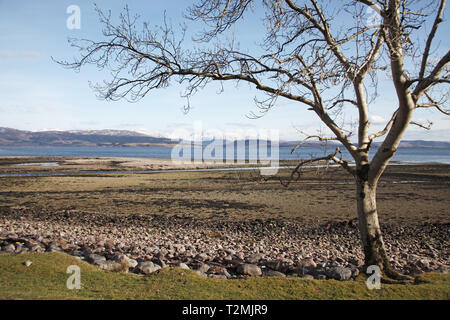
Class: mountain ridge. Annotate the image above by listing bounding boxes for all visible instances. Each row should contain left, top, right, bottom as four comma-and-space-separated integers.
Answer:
0, 127, 449, 148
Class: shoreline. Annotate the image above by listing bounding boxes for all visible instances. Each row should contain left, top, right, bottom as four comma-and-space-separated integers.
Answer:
0, 155, 449, 177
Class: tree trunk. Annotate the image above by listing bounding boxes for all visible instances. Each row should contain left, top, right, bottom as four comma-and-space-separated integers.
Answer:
355, 177, 398, 278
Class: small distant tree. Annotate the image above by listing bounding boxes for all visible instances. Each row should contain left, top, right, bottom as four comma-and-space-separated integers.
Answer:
58, 0, 449, 281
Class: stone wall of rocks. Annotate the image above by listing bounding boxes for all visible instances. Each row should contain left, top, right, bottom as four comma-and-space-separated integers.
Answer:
0, 208, 448, 280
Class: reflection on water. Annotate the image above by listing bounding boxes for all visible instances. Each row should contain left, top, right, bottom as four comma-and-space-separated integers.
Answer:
15, 162, 59, 167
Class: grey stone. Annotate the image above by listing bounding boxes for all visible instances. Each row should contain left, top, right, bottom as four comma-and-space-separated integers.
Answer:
4, 243, 15, 253
265, 259, 293, 273
264, 269, 286, 277
178, 262, 190, 270
86, 253, 106, 264
329, 267, 353, 281
246, 253, 263, 264
194, 253, 209, 261
136, 261, 161, 275
224, 249, 236, 255
153, 258, 167, 268
23, 260, 32, 267
300, 258, 317, 269
218, 269, 231, 278
302, 274, 314, 280
127, 258, 138, 269
113, 254, 137, 268
236, 263, 262, 277
195, 270, 207, 277
47, 244, 62, 252
197, 263, 210, 273
436, 265, 448, 274
209, 274, 227, 279
30, 245, 44, 252
96, 260, 126, 272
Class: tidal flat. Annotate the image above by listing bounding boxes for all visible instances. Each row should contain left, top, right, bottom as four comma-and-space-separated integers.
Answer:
0, 157, 448, 281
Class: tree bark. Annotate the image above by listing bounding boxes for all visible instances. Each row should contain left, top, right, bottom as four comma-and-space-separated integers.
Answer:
355, 173, 402, 279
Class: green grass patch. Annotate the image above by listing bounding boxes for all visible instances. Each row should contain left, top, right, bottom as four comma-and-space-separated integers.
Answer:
0, 252, 449, 300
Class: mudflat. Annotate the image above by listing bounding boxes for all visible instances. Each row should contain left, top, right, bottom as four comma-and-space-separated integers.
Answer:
0, 157, 448, 225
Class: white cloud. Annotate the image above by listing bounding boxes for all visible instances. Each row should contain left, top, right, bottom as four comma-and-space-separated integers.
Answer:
369, 114, 386, 124
0, 50, 42, 59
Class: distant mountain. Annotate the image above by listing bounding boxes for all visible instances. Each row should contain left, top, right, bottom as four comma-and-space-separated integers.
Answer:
393, 140, 450, 148
0, 127, 176, 147
0, 127, 449, 148
281, 139, 450, 149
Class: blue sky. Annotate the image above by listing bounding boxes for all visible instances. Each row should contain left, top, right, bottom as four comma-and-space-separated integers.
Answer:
0, 0, 449, 141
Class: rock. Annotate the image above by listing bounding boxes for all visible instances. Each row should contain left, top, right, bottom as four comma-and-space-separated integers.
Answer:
436, 265, 448, 274
30, 244, 44, 252
236, 264, 262, 277
4, 243, 15, 253
218, 269, 232, 278
328, 267, 353, 281
195, 270, 207, 277
96, 260, 128, 272
302, 274, 314, 280
127, 259, 138, 268
246, 253, 263, 264
178, 263, 190, 270
113, 254, 137, 268
224, 249, 236, 255
351, 267, 360, 278
415, 258, 430, 270
316, 275, 327, 280
23, 260, 32, 267
300, 258, 317, 269
47, 244, 62, 252
209, 274, 227, 279
86, 253, 106, 264
236, 252, 245, 260
197, 263, 210, 273
136, 261, 161, 275
104, 240, 114, 249
194, 253, 209, 261
263, 269, 286, 277
153, 258, 167, 268
265, 259, 293, 273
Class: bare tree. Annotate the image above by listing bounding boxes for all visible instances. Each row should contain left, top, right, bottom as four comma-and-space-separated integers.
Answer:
57, 0, 449, 281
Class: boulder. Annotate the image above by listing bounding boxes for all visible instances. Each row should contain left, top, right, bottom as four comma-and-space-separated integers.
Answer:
197, 263, 210, 273
236, 263, 262, 277
194, 253, 209, 261
3, 243, 15, 253
328, 267, 352, 281
86, 253, 106, 264
246, 253, 263, 264
178, 263, 190, 270
265, 259, 294, 273
263, 269, 286, 277
299, 258, 317, 269
96, 260, 128, 272
136, 261, 161, 275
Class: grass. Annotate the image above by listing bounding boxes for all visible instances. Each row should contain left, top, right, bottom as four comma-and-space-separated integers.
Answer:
0, 252, 449, 300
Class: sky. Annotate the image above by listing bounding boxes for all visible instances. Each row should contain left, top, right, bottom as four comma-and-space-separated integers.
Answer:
0, 0, 449, 141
